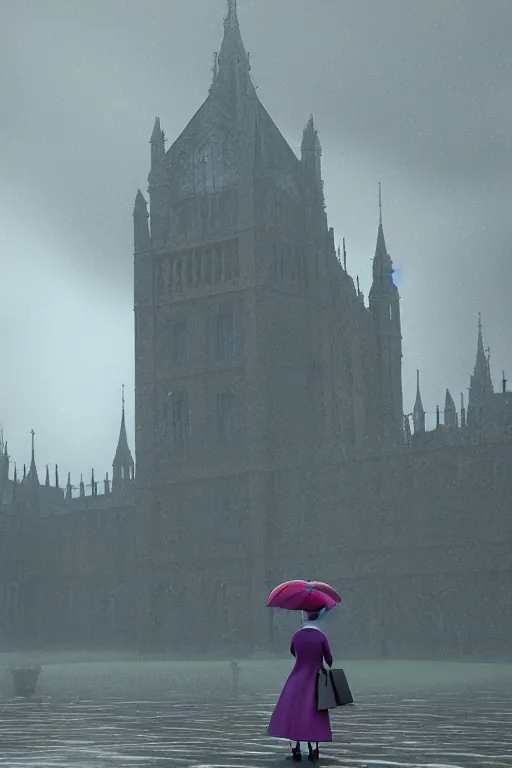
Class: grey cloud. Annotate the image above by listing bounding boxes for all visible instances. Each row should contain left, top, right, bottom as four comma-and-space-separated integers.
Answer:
1, 0, 511, 474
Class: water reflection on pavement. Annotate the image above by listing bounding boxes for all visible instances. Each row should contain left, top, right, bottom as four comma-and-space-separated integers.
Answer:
0, 691, 511, 767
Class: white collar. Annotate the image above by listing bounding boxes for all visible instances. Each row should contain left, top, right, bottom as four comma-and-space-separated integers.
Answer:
301, 622, 325, 634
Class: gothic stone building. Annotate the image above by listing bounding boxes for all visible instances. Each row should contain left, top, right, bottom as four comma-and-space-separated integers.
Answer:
1, 2, 511, 658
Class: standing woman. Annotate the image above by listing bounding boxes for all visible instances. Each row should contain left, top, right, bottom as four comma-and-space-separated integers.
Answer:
268, 607, 333, 762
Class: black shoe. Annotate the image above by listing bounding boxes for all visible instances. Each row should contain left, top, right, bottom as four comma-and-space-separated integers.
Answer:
307, 747, 319, 762
292, 746, 302, 762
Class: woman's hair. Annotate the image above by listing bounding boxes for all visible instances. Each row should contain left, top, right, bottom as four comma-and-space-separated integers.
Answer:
305, 607, 332, 622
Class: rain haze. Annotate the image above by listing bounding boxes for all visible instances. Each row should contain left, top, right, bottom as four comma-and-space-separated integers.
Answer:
2, 0, 512, 478
3, 2, 512, 766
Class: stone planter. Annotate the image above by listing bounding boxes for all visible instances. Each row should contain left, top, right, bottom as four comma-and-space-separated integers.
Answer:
10, 665, 42, 697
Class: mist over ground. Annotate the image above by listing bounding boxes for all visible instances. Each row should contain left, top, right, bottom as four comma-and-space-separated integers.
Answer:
2, 652, 512, 701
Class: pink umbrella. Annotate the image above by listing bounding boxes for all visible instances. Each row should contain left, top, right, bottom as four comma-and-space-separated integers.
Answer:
266, 580, 342, 613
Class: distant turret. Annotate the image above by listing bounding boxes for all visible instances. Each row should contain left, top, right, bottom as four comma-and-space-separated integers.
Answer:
213, 0, 253, 107
467, 314, 494, 428
112, 386, 135, 494
133, 189, 150, 254
413, 371, 425, 434
26, 429, 40, 511
301, 115, 323, 194
148, 118, 170, 244
150, 117, 165, 168
0, 437, 9, 506
444, 389, 457, 428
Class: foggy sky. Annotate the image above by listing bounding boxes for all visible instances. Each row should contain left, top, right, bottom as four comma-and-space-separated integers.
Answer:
1, 0, 512, 484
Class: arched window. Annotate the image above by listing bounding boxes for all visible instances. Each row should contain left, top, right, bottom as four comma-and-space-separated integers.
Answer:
194, 142, 224, 193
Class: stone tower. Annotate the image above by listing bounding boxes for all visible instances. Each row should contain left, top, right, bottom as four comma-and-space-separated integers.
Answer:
133, 1, 400, 651
368, 187, 404, 444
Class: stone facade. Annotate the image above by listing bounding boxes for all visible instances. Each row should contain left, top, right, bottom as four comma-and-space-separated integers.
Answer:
0, 2, 511, 658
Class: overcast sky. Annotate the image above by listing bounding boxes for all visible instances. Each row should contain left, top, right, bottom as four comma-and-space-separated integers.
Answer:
1, 0, 511, 485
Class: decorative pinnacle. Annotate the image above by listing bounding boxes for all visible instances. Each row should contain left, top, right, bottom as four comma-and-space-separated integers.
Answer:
150, 117, 162, 143
226, 0, 238, 25
378, 182, 382, 225
122, 384, 125, 414
415, 370, 423, 403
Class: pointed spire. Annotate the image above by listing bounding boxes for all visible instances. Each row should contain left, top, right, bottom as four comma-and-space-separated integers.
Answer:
133, 189, 150, 253
215, 0, 252, 104
369, 183, 397, 302
45, 464, 50, 487
149, 118, 165, 167
113, 385, 135, 493
468, 313, 494, 427
301, 114, 323, 195
55, 464, 59, 489
475, 313, 488, 372
30, 429, 36, 466
25, 429, 39, 483
436, 405, 440, 428
79, 473, 85, 497
460, 393, 466, 428
413, 370, 425, 434
65, 471, 72, 500
25, 429, 40, 508
134, 189, 148, 216
150, 116, 162, 143
444, 389, 457, 428
374, 183, 389, 263
226, 0, 238, 27
301, 114, 322, 154
23, 464, 26, 481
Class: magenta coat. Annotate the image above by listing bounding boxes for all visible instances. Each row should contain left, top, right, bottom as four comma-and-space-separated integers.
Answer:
268, 627, 333, 743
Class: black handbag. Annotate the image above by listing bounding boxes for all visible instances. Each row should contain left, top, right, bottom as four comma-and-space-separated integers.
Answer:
317, 667, 354, 710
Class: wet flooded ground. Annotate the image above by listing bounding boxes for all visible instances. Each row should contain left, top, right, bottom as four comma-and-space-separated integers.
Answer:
0, 690, 511, 767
